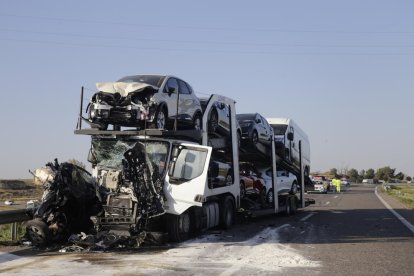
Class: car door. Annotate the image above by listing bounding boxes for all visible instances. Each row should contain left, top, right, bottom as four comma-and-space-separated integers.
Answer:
177, 79, 196, 123
163, 77, 179, 118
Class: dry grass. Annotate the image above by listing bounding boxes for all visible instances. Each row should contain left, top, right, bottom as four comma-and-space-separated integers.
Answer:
384, 185, 414, 209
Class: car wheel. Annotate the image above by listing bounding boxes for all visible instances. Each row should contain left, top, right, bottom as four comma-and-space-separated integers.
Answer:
154, 107, 167, 129
167, 211, 191, 242
26, 218, 50, 246
220, 196, 235, 230
98, 123, 108, 131
225, 172, 233, 185
252, 130, 259, 145
193, 113, 202, 130
209, 109, 219, 133
291, 181, 298, 194
267, 188, 274, 204
240, 181, 246, 198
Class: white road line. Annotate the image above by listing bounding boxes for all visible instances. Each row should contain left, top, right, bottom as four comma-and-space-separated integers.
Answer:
300, 213, 315, 222
325, 201, 330, 205
334, 195, 339, 199
375, 186, 414, 234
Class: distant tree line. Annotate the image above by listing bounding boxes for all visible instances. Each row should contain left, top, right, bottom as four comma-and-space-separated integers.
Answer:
313, 166, 412, 183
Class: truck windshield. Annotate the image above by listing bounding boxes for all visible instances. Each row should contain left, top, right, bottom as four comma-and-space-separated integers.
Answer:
271, 125, 288, 135
92, 138, 170, 172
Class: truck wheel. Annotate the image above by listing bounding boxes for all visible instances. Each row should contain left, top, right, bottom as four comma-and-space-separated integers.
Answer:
290, 197, 297, 215
26, 218, 50, 246
167, 212, 191, 242
220, 196, 235, 229
284, 197, 292, 216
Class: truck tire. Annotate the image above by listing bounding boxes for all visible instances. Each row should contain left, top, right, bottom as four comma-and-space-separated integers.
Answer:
26, 218, 50, 246
167, 212, 191, 242
290, 196, 297, 215
284, 197, 292, 216
220, 196, 235, 230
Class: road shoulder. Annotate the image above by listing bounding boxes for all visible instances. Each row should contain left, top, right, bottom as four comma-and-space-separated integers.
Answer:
376, 185, 414, 234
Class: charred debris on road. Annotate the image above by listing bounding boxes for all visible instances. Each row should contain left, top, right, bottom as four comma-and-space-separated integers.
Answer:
24, 141, 169, 251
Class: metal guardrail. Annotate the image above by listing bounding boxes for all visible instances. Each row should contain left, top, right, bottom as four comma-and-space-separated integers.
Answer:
0, 209, 31, 241
0, 209, 31, 225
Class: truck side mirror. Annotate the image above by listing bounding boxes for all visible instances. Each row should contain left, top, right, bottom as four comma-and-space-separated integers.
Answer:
287, 132, 294, 141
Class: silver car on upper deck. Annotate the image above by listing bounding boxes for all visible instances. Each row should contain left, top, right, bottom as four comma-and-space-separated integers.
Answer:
87, 74, 203, 130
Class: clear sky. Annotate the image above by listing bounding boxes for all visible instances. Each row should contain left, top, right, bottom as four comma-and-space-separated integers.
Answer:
0, 1, 413, 179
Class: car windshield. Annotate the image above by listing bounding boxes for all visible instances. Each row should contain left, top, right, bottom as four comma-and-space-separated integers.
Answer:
236, 114, 255, 121
117, 75, 166, 88
92, 138, 170, 171
271, 124, 288, 135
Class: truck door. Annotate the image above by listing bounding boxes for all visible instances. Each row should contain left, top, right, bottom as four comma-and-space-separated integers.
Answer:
164, 143, 212, 215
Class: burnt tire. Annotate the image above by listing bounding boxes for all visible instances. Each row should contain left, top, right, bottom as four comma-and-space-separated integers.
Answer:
220, 196, 235, 230
26, 218, 50, 246
167, 212, 191, 242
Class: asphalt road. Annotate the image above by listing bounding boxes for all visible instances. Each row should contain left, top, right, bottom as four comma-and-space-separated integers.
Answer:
1, 184, 414, 275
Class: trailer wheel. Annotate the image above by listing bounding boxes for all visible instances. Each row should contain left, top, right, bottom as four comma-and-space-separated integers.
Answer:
290, 196, 297, 215
220, 196, 235, 229
284, 197, 292, 216
26, 218, 50, 246
167, 212, 191, 242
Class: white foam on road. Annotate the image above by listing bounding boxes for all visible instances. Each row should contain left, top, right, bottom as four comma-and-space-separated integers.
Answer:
0, 224, 320, 275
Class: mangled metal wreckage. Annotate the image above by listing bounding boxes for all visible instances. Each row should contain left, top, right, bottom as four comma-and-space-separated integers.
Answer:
27, 140, 168, 248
